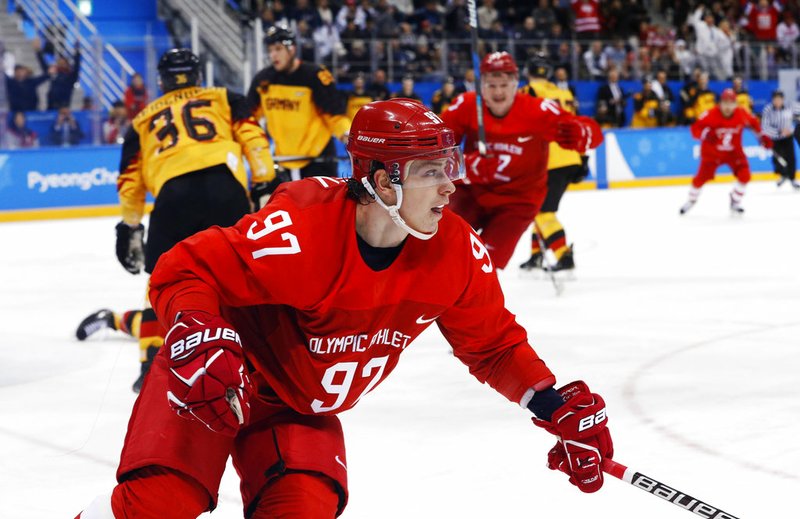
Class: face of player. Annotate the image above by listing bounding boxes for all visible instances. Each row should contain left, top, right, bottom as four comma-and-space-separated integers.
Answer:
720, 99, 736, 117
398, 158, 458, 234
481, 72, 517, 117
268, 43, 295, 72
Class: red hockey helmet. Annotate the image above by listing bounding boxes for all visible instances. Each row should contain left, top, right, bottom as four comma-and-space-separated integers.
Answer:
347, 98, 464, 185
480, 51, 519, 75
720, 88, 736, 102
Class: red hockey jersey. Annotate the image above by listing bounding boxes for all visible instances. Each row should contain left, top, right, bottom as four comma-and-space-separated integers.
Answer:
690, 105, 762, 159
149, 178, 556, 415
441, 91, 572, 205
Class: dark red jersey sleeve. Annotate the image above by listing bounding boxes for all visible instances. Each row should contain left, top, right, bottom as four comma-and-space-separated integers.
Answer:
439, 92, 471, 143
148, 185, 317, 326
744, 109, 763, 134
690, 110, 712, 140
435, 227, 556, 405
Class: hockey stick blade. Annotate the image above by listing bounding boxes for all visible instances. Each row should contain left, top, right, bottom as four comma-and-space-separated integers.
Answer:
602, 459, 742, 519
773, 151, 788, 168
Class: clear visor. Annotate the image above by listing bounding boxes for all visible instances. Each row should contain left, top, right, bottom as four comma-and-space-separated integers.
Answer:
397, 146, 465, 189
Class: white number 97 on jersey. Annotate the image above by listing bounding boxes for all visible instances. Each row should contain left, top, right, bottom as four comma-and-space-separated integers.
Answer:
470, 233, 493, 273
246, 210, 302, 258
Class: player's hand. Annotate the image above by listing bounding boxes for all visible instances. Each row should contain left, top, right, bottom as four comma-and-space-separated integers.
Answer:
759, 134, 774, 149
115, 221, 145, 274
165, 311, 252, 436
532, 381, 613, 493
464, 151, 501, 184
556, 116, 602, 154
251, 169, 291, 211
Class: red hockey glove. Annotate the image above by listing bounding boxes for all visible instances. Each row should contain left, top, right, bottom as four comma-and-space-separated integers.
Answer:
555, 116, 602, 154
165, 311, 252, 436
464, 151, 501, 184
700, 127, 719, 145
759, 134, 774, 149
532, 381, 613, 493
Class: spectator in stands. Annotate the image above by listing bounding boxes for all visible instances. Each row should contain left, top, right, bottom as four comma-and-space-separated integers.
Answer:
336, 0, 367, 32
291, 0, 322, 29
596, 67, 626, 128
553, 41, 574, 73
346, 40, 371, 80
546, 23, 566, 59
682, 71, 715, 124
50, 106, 84, 146
732, 75, 754, 114
602, 39, 631, 79
459, 69, 476, 92
477, 0, 499, 32
313, 19, 344, 65
742, 0, 782, 42
583, 40, 607, 79
259, 5, 276, 31
532, 0, 557, 31
340, 17, 369, 53
345, 74, 373, 120
413, 0, 444, 32
571, 0, 602, 40
486, 20, 508, 53
651, 70, 675, 107
553, 66, 576, 99
315, 0, 334, 26
689, 6, 726, 81
776, 10, 799, 63
3, 111, 39, 149
372, 0, 403, 38
716, 19, 736, 80
367, 69, 390, 100
674, 39, 695, 76
40, 47, 81, 110
0, 41, 14, 77
103, 101, 130, 145
390, 75, 422, 102
6, 64, 49, 112
631, 79, 658, 128
124, 73, 148, 119
295, 19, 317, 62
271, 0, 293, 29
431, 76, 459, 114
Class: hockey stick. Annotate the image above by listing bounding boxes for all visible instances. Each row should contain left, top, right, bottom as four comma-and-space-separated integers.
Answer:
602, 459, 742, 519
466, 0, 487, 156
534, 230, 564, 296
772, 149, 788, 168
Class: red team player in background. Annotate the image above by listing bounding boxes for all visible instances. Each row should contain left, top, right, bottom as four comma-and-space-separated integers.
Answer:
76, 99, 613, 518
440, 52, 602, 269
680, 88, 773, 215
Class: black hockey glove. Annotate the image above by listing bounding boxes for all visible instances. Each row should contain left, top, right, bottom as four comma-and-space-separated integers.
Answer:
571, 155, 590, 184
115, 221, 145, 274
251, 168, 291, 211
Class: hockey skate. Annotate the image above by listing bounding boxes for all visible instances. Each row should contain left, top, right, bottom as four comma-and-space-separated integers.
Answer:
519, 252, 543, 270
777, 177, 787, 187
729, 195, 744, 214
792, 180, 800, 190
679, 200, 695, 215
544, 245, 575, 272
75, 309, 116, 341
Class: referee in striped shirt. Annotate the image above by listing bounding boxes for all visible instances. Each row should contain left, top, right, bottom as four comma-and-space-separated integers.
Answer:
761, 90, 799, 188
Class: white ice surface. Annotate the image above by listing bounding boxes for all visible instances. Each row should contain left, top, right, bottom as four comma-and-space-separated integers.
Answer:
1, 181, 799, 518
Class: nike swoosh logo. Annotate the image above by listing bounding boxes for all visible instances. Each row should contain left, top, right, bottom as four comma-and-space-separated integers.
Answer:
335, 455, 348, 471
416, 315, 439, 324
517, 135, 534, 143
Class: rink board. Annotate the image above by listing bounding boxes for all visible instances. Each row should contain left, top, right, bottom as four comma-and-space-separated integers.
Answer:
0, 128, 794, 222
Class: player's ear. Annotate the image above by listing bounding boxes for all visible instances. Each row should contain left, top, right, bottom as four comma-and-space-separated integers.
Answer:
373, 169, 391, 192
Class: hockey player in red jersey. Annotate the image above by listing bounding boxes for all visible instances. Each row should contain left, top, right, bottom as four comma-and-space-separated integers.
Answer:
76, 99, 612, 519
440, 52, 602, 269
680, 88, 773, 215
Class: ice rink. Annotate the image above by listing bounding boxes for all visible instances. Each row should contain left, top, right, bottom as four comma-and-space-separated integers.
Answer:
1, 180, 798, 518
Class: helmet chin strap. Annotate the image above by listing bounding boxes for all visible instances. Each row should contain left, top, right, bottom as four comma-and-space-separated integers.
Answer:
361, 177, 436, 241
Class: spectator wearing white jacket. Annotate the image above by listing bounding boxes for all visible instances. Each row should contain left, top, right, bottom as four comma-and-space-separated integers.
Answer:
690, 7, 726, 80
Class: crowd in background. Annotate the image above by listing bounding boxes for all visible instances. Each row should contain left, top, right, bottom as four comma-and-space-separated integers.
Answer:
4, 0, 800, 149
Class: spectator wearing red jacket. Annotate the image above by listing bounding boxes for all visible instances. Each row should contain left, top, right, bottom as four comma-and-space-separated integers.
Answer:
571, 0, 602, 40
124, 73, 148, 119
742, 0, 782, 41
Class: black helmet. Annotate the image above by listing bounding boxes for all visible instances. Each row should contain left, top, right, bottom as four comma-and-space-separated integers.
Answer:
526, 52, 552, 79
158, 48, 200, 92
264, 26, 295, 48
